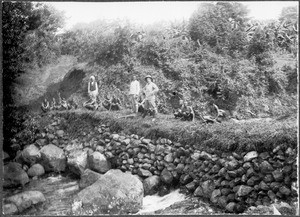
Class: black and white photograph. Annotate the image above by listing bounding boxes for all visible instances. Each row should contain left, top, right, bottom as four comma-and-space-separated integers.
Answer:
2, 1, 299, 215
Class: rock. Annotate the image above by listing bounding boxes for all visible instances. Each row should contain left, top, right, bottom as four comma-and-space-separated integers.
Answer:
180, 174, 193, 185
282, 165, 292, 174
160, 168, 173, 184
88, 151, 111, 174
272, 169, 284, 181
27, 164, 45, 177
158, 185, 170, 196
210, 189, 221, 203
217, 195, 228, 208
141, 138, 151, 145
56, 130, 65, 137
201, 180, 216, 199
226, 160, 239, 170
35, 138, 47, 147
4, 162, 29, 188
5, 191, 46, 212
237, 185, 253, 197
274, 202, 294, 215
260, 161, 274, 173
247, 176, 260, 186
235, 203, 247, 213
21, 144, 41, 165
244, 151, 258, 162
226, 202, 236, 212
39, 144, 66, 172
279, 186, 291, 196
191, 152, 201, 161
264, 174, 274, 183
137, 168, 153, 177
73, 169, 143, 214
185, 181, 197, 192
143, 175, 161, 195
111, 134, 119, 141
67, 150, 88, 176
3, 203, 18, 215
79, 169, 102, 189
164, 153, 173, 163
259, 181, 269, 191
194, 186, 204, 197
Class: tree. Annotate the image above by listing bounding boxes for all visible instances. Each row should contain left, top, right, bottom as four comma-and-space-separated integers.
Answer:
2, 2, 35, 105
189, 2, 249, 55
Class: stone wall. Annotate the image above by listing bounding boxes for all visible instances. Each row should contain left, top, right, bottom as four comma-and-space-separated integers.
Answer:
4, 114, 298, 214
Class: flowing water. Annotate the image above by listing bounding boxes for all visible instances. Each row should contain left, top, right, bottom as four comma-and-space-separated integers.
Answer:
4, 174, 214, 215
137, 189, 186, 214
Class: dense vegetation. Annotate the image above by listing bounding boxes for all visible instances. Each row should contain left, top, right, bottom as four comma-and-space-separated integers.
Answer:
2, 2, 298, 153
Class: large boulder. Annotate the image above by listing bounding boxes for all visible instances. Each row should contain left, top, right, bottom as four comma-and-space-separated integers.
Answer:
4, 162, 29, 188
79, 169, 102, 189
88, 151, 111, 174
143, 175, 161, 195
39, 144, 66, 172
27, 164, 45, 177
21, 144, 41, 165
5, 191, 46, 212
73, 169, 143, 215
67, 150, 88, 176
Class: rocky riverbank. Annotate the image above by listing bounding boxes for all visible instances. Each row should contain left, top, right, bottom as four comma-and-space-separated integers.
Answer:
3, 111, 298, 215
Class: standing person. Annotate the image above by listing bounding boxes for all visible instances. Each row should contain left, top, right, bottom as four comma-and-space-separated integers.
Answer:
87, 75, 99, 102
129, 75, 140, 113
83, 75, 99, 107
142, 75, 159, 119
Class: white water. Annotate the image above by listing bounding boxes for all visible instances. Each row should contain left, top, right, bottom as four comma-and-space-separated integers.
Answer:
137, 189, 186, 214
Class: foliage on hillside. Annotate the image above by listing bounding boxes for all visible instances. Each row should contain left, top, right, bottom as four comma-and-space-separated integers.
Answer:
57, 2, 298, 117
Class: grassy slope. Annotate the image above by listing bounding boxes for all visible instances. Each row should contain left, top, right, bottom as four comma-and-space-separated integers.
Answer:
57, 109, 298, 155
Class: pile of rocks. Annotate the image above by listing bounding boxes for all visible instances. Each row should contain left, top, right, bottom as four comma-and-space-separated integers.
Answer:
3, 114, 298, 214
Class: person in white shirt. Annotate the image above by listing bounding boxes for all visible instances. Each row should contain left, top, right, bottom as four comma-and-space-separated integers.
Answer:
129, 75, 140, 113
142, 75, 159, 118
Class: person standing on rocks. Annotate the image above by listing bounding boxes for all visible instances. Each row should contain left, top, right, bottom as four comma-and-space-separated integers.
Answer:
142, 75, 159, 119
129, 75, 140, 113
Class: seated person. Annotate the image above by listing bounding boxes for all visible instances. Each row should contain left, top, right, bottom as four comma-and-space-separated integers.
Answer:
61, 98, 68, 110
50, 98, 57, 110
83, 96, 98, 111
111, 95, 122, 111
174, 100, 195, 121
103, 95, 122, 111
68, 99, 78, 109
41, 98, 50, 112
102, 95, 112, 110
137, 94, 146, 114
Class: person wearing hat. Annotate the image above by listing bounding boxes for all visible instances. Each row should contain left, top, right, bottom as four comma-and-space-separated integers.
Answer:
142, 75, 159, 118
128, 75, 140, 113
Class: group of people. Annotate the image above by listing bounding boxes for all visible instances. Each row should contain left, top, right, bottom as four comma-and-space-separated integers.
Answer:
42, 74, 221, 123
41, 92, 78, 112
82, 74, 160, 119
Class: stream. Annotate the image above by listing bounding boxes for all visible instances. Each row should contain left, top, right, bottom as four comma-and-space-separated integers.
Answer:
3, 173, 209, 215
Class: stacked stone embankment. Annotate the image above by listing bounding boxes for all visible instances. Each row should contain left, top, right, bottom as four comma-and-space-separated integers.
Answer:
3, 114, 298, 214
